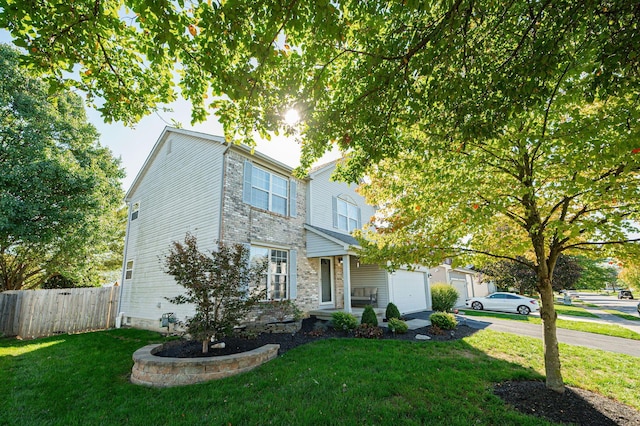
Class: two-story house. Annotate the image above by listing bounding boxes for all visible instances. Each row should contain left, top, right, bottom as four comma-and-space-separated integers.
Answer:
117, 127, 432, 331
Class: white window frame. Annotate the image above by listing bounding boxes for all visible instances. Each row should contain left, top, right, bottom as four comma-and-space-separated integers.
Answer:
131, 202, 140, 221
250, 246, 289, 300
250, 165, 288, 215
125, 260, 134, 279
336, 198, 359, 232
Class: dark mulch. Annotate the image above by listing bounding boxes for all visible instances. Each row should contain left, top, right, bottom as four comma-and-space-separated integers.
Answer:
156, 317, 640, 425
156, 317, 476, 358
494, 381, 640, 426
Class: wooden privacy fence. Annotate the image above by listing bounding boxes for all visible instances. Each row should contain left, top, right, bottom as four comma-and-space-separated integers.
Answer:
0, 287, 119, 339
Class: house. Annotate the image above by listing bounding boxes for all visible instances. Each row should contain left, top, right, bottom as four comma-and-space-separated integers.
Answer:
117, 127, 431, 331
429, 263, 494, 307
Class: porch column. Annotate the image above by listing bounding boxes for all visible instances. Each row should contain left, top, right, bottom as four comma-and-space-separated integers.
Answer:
342, 255, 352, 313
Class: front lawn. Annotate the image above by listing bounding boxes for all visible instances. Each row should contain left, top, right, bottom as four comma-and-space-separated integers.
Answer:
1, 328, 638, 425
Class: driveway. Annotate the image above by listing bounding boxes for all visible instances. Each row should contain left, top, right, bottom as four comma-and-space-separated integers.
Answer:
405, 292, 640, 357
458, 316, 640, 357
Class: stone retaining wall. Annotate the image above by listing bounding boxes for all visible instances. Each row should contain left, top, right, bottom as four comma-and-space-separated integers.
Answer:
131, 343, 280, 387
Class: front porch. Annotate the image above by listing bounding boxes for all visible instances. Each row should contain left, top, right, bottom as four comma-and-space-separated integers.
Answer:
308, 307, 386, 323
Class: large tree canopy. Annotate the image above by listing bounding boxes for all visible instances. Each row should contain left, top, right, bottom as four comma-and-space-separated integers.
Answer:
3, 0, 638, 393
0, 44, 125, 290
0, 1, 637, 170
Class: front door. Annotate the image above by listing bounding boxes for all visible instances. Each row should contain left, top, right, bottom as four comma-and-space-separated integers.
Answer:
320, 258, 334, 305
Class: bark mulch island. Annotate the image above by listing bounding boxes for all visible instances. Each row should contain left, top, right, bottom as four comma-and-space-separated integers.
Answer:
157, 317, 640, 425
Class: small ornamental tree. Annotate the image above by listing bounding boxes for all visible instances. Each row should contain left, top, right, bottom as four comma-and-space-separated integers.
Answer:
164, 234, 267, 354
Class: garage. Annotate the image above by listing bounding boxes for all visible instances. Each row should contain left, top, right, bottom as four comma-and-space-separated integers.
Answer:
390, 270, 429, 314
450, 279, 469, 307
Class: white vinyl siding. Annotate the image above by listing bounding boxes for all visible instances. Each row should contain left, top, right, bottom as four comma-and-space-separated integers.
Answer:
308, 163, 373, 234
349, 259, 389, 307
119, 132, 226, 324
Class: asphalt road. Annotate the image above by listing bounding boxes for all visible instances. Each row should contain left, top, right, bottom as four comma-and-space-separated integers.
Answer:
579, 292, 638, 317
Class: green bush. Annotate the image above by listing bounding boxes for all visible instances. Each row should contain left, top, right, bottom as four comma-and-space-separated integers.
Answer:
429, 311, 458, 330
354, 324, 383, 339
385, 302, 402, 320
331, 311, 358, 332
431, 283, 459, 312
360, 305, 378, 326
387, 317, 408, 334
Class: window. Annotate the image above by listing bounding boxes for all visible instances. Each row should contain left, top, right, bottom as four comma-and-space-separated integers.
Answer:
125, 260, 134, 279
250, 247, 288, 300
131, 202, 140, 221
335, 198, 360, 232
244, 162, 296, 216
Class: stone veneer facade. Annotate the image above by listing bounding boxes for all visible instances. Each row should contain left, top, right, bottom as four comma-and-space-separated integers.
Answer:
221, 150, 321, 314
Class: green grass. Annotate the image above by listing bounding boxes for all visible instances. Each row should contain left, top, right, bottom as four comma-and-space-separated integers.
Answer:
602, 310, 640, 321
552, 303, 600, 318
1, 328, 638, 425
459, 309, 640, 340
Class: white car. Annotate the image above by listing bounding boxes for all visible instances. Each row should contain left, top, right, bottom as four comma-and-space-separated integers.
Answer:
465, 292, 540, 315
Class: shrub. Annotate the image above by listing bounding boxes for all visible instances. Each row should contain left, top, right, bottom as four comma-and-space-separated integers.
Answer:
331, 311, 358, 332
354, 324, 383, 339
360, 305, 378, 326
429, 311, 458, 330
164, 234, 267, 354
387, 317, 408, 334
385, 302, 402, 320
431, 283, 460, 312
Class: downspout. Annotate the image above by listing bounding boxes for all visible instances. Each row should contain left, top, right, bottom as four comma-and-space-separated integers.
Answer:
116, 201, 132, 327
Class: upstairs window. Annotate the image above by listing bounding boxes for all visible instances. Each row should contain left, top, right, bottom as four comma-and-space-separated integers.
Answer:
333, 197, 361, 232
131, 202, 140, 221
125, 260, 134, 279
243, 161, 296, 217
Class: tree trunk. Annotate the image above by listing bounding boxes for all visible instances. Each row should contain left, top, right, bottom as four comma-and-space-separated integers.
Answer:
538, 275, 564, 393
202, 339, 209, 354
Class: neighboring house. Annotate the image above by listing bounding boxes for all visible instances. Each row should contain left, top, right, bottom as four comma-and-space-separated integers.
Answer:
429, 263, 494, 307
118, 127, 432, 331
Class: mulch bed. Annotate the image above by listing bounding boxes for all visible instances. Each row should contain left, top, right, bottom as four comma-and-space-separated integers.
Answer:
156, 317, 476, 358
156, 317, 640, 425
495, 381, 640, 426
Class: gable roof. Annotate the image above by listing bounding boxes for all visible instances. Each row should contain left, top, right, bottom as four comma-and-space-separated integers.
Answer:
125, 127, 298, 201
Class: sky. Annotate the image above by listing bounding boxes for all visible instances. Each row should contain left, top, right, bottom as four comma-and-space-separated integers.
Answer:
0, 31, 338, 191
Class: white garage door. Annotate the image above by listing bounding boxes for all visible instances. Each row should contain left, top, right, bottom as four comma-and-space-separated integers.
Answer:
390, 270, 428, 314
451, 279, 468, 307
